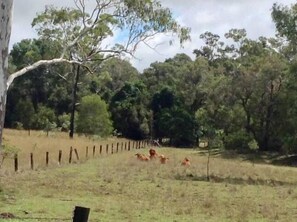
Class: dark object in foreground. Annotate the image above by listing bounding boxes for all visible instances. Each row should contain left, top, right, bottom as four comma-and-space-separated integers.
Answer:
73, 206, 90, 222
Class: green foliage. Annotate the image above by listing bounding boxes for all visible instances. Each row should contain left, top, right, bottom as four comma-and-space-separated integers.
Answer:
76, 94, 113, 137
223, 130, 253, 151
6, 1, 297, 156
159, 107, 198, 147
57, 113, 71, 132
110, 82, 150, 140
31, 1, 190, 64
88, 58, 139, 103
14, 100, 35, 129
0, 143, 19, 168
32, 105, 57, 130
152, 87, 198, 147
272, 3, 297, 43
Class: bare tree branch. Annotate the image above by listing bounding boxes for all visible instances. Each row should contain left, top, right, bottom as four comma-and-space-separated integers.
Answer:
7, 58, 93, 89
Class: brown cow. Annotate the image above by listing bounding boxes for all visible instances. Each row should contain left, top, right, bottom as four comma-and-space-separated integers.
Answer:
135, 153, 150, 161
159, 154, 169, 164
181, 157, 190, 166
149, 148, 158, 159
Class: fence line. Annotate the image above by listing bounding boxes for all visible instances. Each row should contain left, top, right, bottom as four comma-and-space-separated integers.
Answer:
10, 140, 149, 172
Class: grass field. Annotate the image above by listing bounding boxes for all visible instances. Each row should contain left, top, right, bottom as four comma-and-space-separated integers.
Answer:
1, 130, 297, 221
1, 129, 132, 172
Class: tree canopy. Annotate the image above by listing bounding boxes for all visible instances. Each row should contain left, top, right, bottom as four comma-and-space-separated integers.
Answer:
3, 1, 297, 153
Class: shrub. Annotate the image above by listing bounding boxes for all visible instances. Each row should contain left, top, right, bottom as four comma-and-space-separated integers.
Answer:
223, 130, 253, 151
32, 105, 56, 130
0, 143, 19, 169
76, 94, 113, 137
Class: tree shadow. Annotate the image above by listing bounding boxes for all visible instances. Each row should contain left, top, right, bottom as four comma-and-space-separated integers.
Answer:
194, 148, 222, 157
270, 155, 297, 167
174, 173, 296, 187
194, 148, 297, 167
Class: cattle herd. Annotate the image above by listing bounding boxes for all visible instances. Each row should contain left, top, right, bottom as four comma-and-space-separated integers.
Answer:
135, 148, 190, 166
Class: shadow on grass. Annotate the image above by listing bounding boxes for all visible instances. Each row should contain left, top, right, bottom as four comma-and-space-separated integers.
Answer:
195, 148, 297, 167
194, 148, 222, 157
174, 173, 296, 187
271, 155, 297, 167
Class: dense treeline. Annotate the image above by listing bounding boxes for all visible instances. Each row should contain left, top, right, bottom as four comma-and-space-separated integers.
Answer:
5, 3, 297, 152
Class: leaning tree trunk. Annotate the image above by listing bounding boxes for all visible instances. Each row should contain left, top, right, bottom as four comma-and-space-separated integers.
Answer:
0, 0, 13, 150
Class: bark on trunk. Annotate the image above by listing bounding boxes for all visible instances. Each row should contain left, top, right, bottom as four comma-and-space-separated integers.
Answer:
69, 64, 80, 138
0, 0, 13, 150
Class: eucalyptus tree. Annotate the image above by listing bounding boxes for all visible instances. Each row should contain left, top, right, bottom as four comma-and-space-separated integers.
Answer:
31, 0, 190, 138
193, 31, 224, 63
272, 2, 297, 57
225, 31, 289, 151
0, 0, 190, 149
0, 0, 13, 144
194, 28, 290, 152
142, 53, 201, 104
88, 58, 139, 103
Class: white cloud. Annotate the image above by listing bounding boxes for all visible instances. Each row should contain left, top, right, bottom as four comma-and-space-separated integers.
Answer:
11, 0, 297, 71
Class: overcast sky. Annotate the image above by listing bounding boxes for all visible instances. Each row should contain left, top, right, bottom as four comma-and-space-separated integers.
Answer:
11, 0, 296, 71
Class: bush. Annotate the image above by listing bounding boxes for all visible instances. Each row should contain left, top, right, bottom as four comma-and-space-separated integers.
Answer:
76, 94, 113, 137
14, 100, 35, 129
58, 113, 70, 132
0, 143, 19, 169
32, 105, 56, 130
223, 130, 253, 151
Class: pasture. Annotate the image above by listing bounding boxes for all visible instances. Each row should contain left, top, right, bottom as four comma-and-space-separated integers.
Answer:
1, 130, 297, 221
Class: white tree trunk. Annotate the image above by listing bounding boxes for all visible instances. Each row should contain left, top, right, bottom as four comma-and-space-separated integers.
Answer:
0, 0, 13, 149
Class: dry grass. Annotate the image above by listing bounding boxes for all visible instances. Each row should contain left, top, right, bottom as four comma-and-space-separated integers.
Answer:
1, 129, 132, 172
1, 130, 297, 221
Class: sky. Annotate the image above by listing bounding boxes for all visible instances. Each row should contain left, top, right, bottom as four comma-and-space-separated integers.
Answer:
11, 0, 297, 72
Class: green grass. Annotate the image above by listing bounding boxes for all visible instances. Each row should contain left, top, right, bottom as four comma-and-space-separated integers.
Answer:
1, 147, 297, 221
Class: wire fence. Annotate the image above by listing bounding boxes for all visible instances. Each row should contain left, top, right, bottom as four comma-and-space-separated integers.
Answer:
1, 140, 149, 173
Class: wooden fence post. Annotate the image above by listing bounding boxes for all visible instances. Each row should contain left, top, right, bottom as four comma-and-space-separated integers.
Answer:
116, 143, 119, 153
58, 150, 62, 165
86, 146, 88, 159
46, 152, 49, 167
69, 147, 73, 164
125, 142, 127, 151
128, 141, 130, 151
111, 143, 114, 154
93, 145, 96, 157
100, 145, 102, 154
73, 206, 90, 222
30, 153, 34, 170
121, 142, 123, 151
106, 144, 109, 154
74, 149, 80, 160
14, 154, 18, 172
